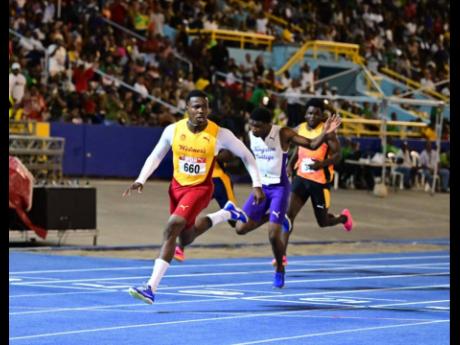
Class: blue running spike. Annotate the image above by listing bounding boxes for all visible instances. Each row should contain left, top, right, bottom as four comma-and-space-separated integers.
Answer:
273, 272, 285, 288
223, 201, 248, 223
128, 285, 155, 304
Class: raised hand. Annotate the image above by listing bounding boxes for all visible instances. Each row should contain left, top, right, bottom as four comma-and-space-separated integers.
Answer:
122, 182, 143, 197
324, 114, 341, 134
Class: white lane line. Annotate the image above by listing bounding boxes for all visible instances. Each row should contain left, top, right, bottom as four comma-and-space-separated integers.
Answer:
10, 290, 117, 298
10, 272, 449, 296
10, 263, 450, 286
276, 314, 445, 322
9, 276, 62, 281
10, 284, 116, 292
10, 266, 155, 275
10, 296, 234, 316
198, 288, 283, 295
231, 320, 449, 345
9, 309, 449, 342
10, 303, 146, 316
372, 299, 450, 308
242, 296, 450, 313
9, 283, 448, 316
9, 254, 448, 275
7, 311, 316, 340
9, 287, 282, 299
244, 284, 450, 300
73, 283, 129, 289
326, 296, 406, 302
160, 271, 449, 291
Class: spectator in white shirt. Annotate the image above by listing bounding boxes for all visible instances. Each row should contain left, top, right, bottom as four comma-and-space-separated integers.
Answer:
225, 65, 239, 89
279, 70, 292, 90
239, 53, 254, 80
42, 1, 55, 24
18, 31, 45, 54
395, 141, 414, 188
420, 141, 449, 192
47, 37, 67, 77
330, 86, 340, 109
134, 75, 149, 99
256, 11, 268, 34
204, 15, 219, 30
300, 63, 315, 93
420, 69, 435, 91
150, 7, 165, 36
9, 62, 27, 104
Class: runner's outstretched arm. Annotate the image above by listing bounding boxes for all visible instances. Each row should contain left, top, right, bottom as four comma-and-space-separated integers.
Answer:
281, 114, 341, 151
123, 124, 174, 196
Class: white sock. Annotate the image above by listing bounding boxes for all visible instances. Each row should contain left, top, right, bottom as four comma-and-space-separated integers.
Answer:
147, 258, 170, 292
207, 209, 232, 226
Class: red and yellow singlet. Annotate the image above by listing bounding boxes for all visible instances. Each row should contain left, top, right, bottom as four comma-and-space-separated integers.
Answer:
172, 119, 220, 186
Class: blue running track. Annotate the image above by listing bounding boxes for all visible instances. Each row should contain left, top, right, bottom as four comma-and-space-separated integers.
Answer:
9, 251, 450, 345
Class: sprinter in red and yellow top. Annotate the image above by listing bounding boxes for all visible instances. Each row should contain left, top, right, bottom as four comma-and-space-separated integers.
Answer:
123, 90, 264, 304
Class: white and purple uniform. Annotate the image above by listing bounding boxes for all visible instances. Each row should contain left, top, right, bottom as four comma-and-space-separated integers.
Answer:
243, 125, 291, 225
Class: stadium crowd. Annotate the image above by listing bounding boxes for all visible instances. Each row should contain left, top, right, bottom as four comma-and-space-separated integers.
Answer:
9, 0, 450, 192
9, 0, 449, 141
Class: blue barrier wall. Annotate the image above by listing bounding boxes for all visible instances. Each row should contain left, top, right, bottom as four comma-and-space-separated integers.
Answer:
50, 124, 449, 179
50, 123, 172, 179
50, 123, 86, 175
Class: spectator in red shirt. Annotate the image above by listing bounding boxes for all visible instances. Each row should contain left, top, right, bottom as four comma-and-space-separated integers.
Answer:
72, 61, 95, 94
110, 0, 128, 26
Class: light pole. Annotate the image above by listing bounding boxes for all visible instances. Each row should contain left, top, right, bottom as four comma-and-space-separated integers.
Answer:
431, 105, 445, 195
373, 98, 389, 197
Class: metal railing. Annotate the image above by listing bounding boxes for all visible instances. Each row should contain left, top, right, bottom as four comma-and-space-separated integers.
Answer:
9, 121, 37, 136
358, 63, 385, 99
9, 135, 65, 181
339, 118, 427, 138
186, 29, 275, 50
265, 13, 304, 34
380, 67, 449, 102
275, 40, 364, 75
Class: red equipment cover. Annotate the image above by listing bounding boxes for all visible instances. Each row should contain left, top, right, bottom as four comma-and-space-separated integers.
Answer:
9, 156, 47, 239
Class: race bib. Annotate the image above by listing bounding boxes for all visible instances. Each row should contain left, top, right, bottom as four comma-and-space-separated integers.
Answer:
300, 158, 315, 173
179, 156, 206, 175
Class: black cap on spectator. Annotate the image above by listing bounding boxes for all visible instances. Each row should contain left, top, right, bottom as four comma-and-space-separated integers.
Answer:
250, 107, 272, 123
186, 90, 208, 103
